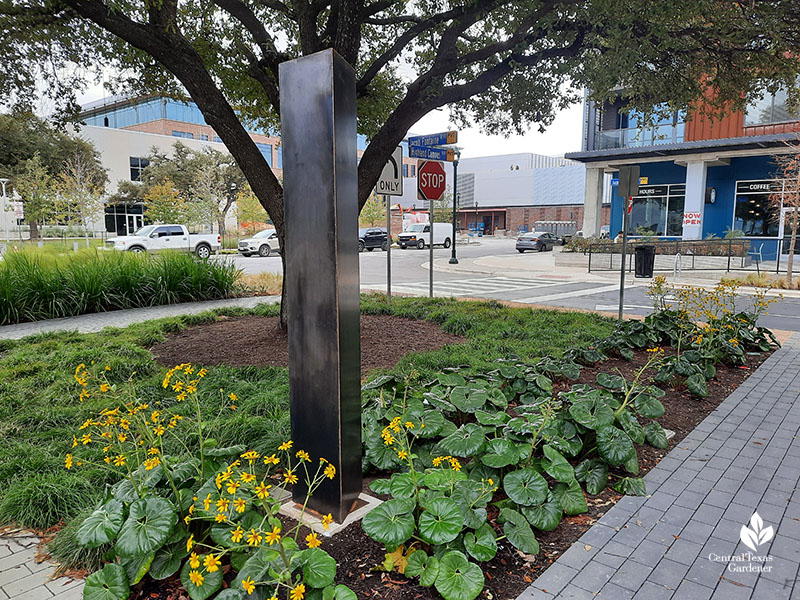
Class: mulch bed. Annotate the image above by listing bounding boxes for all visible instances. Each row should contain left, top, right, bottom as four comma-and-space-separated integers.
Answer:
132, 328, 771, 600
150, 315, 466, 377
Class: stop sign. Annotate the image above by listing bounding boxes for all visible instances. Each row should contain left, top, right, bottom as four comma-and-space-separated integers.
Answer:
417, 160, 447, 201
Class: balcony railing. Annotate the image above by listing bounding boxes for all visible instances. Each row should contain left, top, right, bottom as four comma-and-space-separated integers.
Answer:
594, 123, 685, 151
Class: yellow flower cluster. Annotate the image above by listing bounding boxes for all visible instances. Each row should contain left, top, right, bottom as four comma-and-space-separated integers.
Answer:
432, 455, 462, 471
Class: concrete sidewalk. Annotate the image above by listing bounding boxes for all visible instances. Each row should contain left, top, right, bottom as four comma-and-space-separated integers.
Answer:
519, 334, 800, 600
0, 296, 280, 340
0, 531, 83, 600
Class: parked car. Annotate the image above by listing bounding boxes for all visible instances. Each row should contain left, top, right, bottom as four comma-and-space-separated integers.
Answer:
516, 231, 559, 253
106, 224, 221, 259
238, 229, 281, 257
398, 223, 453, 249
359, 227, 388, 252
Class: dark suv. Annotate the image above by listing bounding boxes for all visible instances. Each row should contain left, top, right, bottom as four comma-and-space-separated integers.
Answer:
358, 227, 389, 252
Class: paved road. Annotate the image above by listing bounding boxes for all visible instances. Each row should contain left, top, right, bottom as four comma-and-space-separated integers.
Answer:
220, 238, 800, 332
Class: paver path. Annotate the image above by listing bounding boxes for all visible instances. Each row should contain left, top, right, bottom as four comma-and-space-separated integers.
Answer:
0, 531, 83, 600
520, 334, 800, 600
0, 296, 280, 340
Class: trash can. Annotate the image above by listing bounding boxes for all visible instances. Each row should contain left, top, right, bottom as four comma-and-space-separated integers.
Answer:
634, 245, 656, 278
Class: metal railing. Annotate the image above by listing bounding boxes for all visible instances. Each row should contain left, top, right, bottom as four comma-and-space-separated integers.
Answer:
587, 239, 758, 273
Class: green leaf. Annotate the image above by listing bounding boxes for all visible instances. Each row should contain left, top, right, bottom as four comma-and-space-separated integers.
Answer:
361, 499, 416, 546
83, 563, 130, 600
115, 498, 176, 558
363, 374, 395, 390
595, 425, 636, 466
180, 556, 224, 600
436, 424, 486, 458
596, 372, 625, 390
542, 445, 574, 483
322, 585, 358, 600
624, 453, 640, 475
215, 591, 245, 600
121, 553, 154, 585
423, 469, 468, 491
434, 551, 484, 600
498, 509, 539, 555
204, 444, 247, 457
366, 441, 402, 471
389, 473, 416, 499
611, 477, 647, 496
77, 499, 125, 548
568, 398, 615, 430
634, 394, 665, 419
413, 411, 446, 438
439, 373, 467, 387
149, 541, 188, 580
550, 479, 588, 516
479, 438, 518, 468
574, 459, 609, 495
449, 387, 486, 413
464, 523, 497, 562
300, 548, 337, 588
503, 469, 548, 507
475, 410, 509, 426
616, 410, 645, 445
520, 501, 562, 531
418, 498, 463, 545
231, 548, 281, 598
620, 348, 635, 361
368, 479, 391, 495
686, 373, 708, 398
644, 421, 669, 449
405, 550, 440, 587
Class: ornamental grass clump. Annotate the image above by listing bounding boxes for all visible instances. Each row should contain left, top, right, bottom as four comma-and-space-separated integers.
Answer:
67, 363, 354, 600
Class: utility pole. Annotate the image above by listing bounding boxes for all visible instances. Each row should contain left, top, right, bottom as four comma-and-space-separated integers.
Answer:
449, 150, 460, 264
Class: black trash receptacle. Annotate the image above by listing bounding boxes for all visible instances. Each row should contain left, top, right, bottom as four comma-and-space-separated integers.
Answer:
634, 245, 656, 278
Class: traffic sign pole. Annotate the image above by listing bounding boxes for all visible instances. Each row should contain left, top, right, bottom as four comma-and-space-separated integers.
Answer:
450, 152, 460, 264
430, 193, 434, 298
619, 196, 631, 321
386, 194, 391, 305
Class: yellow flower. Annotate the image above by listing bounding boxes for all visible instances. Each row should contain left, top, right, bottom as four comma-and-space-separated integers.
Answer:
229, 392, 238, 402
184, 515, 191, 525
487, 478, 494, 486
153, 425, 165, 437
188, 570, 204, 587
322, 514, 334, 530
214, 512, 227, 523
240, 472, 256, 484
99, 383, 110, 393
278, 440, 293, 451
117, 433, 127, 443
296, 450, 310, 462
113, 455, 126, 467
404, 421, 414, 429
189, 552, 200, 569
184, 365, 194, 375
203, 494, 212, 511
226, 481, 240, 495
306, 532, 321, 548
231, 526, 244, 543
186, 534, 194, 552
120, 419, 130, 430
449, 458, 462, 472
264, 526, 281, 545
216, 498, 230, 512
263, 454, 280, 466
246, 529, 262, 547
203, 554, 221, 573
284, 469, 298, 485
72, 436, 78, 448
148, 447, 160, 455
151, 410, 161, 422
81, 434, 92, 445
144, 457, 161, 471
234, 498, 247, 513
383, 434, 395, 446
176, 392, 187, 402
241, 450, 260, 463
241, 577, 256, 595
397, 450, 408, 460
198, 368, 208, 378
290, 583, 306, 600
104, 457, 111, 464
324, 464, 336, 479
65, 454, 73, 470
255, 482, 271, 499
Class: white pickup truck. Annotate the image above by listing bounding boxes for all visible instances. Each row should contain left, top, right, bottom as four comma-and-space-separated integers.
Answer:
106, 224, 221, 259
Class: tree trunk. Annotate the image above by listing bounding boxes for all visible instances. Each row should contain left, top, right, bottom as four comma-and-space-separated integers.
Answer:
29, 219, 38, 240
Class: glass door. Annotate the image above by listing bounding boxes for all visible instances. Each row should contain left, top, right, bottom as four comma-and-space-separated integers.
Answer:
780, 207, 799, 255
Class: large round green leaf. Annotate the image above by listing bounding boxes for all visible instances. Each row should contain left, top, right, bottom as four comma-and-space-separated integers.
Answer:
418, 498, 463, 545
616, 410, 645, 445
596, 372, 625, 390
405, 550, 440, 587
121, 552, 154, 585
644, 421, 669, 449
412, 411, 446, 438
434, 551, 484, 600
231, 547, 281, 596
301, 548, 337, 588
480, 438, 518, 468
84, 563, 130, 600
115, 498, 176, 558
464, 523, 497, 562
550, 479, 588, 516
449, 387, 486, 413
521, 501, 562, 531
542, 445, 574, 483
436, 424, 486, 458
503, 469, 548, 507
611, 477, 647, 496
389, 473, 416, 499
498, 509, 539, 555
596, 425, 636, 466
180, 556, 223, 600
361, 499, 416, 546
568, 399, 615, 430
635, 392, 666, 418
574, 459, 609, 495
322, 585, 358, 600
77, 499, 125, 548
439, 373, 467, 387
475, 410, 509, 427
150, 541, 189, 580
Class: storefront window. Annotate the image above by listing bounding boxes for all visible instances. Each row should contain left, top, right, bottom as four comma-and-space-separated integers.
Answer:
627, 184, 684, 237
744, 86, 799, 125
733, 180, 783, 237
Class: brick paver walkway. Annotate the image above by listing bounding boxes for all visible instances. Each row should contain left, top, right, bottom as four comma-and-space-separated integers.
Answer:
0, 296, 280, 340
520, 334, 800, 600
0, 531, 83, 600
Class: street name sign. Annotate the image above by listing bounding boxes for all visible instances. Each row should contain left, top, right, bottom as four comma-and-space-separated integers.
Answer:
409, 146, 455, 162
408, 131, 458, 147
376, 146, 404, 196
417, 160, 447, 201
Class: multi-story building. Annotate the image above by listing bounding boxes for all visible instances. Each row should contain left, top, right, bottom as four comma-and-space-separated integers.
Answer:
567, 87, 800, 259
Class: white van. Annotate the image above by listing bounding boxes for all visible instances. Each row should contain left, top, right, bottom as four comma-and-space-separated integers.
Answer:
398, 223, 453, 249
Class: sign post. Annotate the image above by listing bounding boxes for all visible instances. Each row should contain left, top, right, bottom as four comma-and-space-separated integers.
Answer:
377, 146, 404, 305
279, 49, 361, 523
616, 165, 640, 321
418, 159, 447, 297
450, 150, 460, 264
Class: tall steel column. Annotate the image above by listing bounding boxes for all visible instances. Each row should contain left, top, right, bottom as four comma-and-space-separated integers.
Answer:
279, 50, 362, 523
449, 153, 459, 264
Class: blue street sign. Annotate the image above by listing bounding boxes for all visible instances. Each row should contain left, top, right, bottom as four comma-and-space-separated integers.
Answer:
611, 178, 619, 186
408, 145, 455, 162
408, 131, 458, 147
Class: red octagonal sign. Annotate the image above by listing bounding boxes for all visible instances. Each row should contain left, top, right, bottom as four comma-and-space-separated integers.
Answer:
417, 160, 447, 201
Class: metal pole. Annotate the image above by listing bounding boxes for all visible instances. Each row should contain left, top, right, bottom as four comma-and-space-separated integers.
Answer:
429, 191, 434, 298
618, 198, 630, 321
449, 154, 459, 264
0, 180, 9, 242
385, 194, 391, 304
